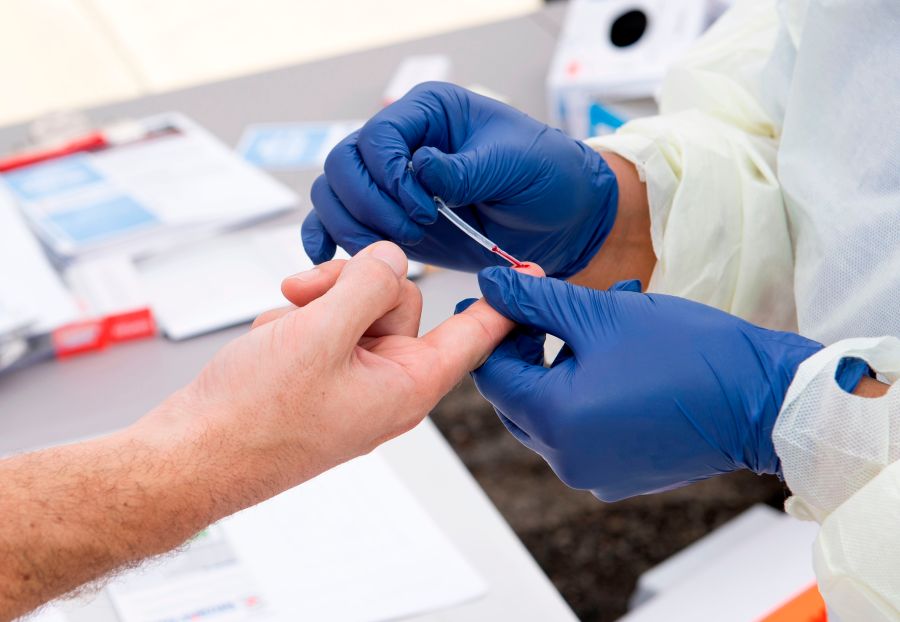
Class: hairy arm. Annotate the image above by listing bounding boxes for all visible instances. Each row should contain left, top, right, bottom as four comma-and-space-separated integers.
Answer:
0, 242, 537, 621
0, 395, 248, 619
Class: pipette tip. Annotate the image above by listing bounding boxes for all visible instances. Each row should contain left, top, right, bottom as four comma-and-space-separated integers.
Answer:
490, 245, 527, 268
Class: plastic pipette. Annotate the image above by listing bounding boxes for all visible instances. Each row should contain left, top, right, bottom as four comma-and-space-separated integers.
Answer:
433, 196, 526, 267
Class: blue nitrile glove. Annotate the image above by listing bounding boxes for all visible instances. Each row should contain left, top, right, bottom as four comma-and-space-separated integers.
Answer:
462, 269, 857, 502
302, 82, 618, 278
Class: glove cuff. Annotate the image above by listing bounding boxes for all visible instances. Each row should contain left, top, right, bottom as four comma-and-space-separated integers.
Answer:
553, 146, 618, 278
747, 328, 823, 477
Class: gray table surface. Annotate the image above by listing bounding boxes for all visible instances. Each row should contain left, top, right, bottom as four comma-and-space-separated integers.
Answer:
0, 6, 581, 622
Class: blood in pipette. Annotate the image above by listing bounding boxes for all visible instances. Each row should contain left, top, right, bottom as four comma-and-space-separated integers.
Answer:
491, 245, 527, 268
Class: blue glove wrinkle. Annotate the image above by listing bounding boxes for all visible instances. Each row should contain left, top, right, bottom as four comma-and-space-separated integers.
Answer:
478, 267, 581, 346
496, 411, 534, 446
356, 100, 438, 225
744, 328, 824, 475
512, 326, 546, 365
477, 330, 550, 448
307, 176, 382, 256
323, 134, 425, 246
609, 279, 642, 292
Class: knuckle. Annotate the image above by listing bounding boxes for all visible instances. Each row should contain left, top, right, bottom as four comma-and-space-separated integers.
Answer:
323, 135, 354, 177
357, 118, 383, 146
343, 257, 402, 304
310, 175, 332, 206
408, 80, 449, 98
364, 255, 402, 286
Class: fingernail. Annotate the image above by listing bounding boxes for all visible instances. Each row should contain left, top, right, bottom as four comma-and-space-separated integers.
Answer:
290, 267, 321, 282
370, 244, 407, 277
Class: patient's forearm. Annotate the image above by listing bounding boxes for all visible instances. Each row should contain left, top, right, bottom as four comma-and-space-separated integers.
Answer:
0, 395, 231, 620
568, 152, 656, 291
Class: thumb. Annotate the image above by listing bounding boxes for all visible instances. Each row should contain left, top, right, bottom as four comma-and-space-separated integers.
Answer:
471, 333, 548, 442
418, 262, 544, 397
478, 267, 589, 348
301, 241, 407, 353
412, 146, 492, 207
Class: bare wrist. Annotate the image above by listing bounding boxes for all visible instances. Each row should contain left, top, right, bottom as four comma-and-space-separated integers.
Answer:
130, 384, 312, 523
853, 376, 890, 398
568, 151, 656, 290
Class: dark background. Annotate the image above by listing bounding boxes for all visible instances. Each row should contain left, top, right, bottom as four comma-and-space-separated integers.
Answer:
431, 377, 786, 622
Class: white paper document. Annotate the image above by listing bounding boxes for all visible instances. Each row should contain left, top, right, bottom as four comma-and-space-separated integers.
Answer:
64, 255, 148, 317
223, 452, 486, 621
136, 224, 324, 340
0, 184, 79, 336
19, 605, 68, 622
2, 114, 298, 261
137, 224, 424, 341
101, 452, 484, 622
107, 525, 277, 622
621, 509, 819, 621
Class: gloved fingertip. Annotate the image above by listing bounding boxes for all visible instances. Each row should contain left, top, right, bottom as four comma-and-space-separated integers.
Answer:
412, 146, 455, 206
477, 265, 514, 290
454, 298, 478, 315
304, 238, 336, 264
410, 146, 440, 172
398, 160, 439, 226
301, 217, 337, 264
409, 198, 438, 226
400, 221, 426, 246
609, 279, 642, 293
477, 266, 519, 310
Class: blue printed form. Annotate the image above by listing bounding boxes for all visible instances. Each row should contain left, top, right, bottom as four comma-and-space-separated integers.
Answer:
237, 121, 364, 171
46, 196, 157, 244
2, 155, 158, 250
239, 125, 330, 169
4, 157, 103, 201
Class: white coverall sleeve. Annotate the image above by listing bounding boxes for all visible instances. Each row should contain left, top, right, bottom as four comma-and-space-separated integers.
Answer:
589, 0, 900, 618
586, 0, 797, 331
759, 0, 900, 618
773, 339, 900, 621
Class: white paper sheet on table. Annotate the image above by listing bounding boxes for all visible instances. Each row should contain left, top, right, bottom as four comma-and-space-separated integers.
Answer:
106, 525, 279, 622
137, 224, 424, 341
20, 604, 68, 622
103, 452, 485, 622
0, 184, 79, 336
136, 224, 332, 340
224, 452, 486, 622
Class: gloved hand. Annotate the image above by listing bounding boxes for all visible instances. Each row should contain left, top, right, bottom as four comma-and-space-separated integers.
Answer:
463, 269, 853, 501
302, 82, 618, 278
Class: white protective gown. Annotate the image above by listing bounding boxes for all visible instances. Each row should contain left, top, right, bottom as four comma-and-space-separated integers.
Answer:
587, 1, 900, 620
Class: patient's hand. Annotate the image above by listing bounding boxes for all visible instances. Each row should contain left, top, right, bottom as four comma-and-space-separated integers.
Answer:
168, 241, 543, 508
0, 240, 543, 620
